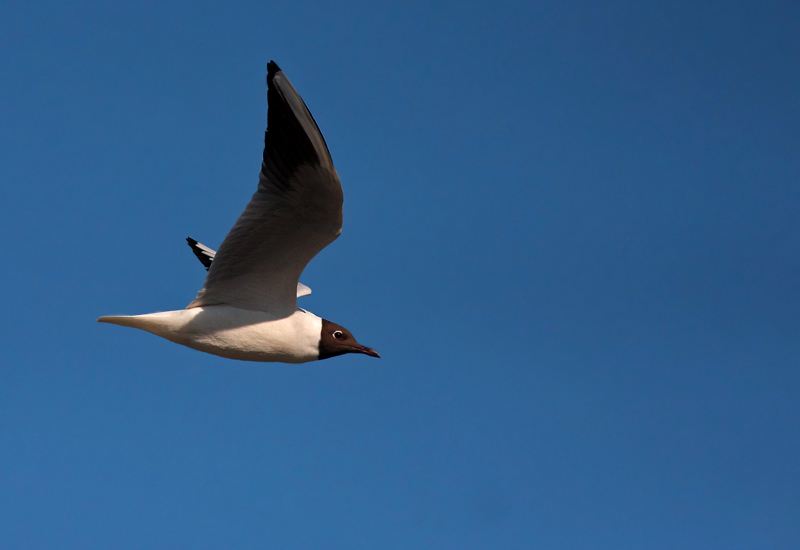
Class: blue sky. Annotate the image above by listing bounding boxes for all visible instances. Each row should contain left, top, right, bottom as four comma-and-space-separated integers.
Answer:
1, 0, 799, 548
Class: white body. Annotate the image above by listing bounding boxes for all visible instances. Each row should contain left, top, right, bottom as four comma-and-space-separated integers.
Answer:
99, 307, 323, 363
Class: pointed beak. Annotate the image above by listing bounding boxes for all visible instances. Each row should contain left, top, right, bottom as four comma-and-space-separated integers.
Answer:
354, 345, 381, 358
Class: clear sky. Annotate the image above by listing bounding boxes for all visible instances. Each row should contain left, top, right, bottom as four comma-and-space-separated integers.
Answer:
1, 0, 798, 548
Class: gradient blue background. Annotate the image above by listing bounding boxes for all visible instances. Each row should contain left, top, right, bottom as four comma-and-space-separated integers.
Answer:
2, 1, 799, 548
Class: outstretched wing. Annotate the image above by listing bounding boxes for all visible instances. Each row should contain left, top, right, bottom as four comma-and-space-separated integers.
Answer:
186, 237, 312, 298
187, 61, 341, 314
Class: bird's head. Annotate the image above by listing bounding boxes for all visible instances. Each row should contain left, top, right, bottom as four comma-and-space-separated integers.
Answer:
319, 319, 380, 360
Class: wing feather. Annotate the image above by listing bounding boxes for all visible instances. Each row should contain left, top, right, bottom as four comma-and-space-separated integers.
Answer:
187, 62, 341, 314
186, 238, 312, 297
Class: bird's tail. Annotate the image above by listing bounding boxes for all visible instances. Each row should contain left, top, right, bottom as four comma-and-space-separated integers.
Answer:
97, 315, 162, 332
97, 311, 185, 336
97, 315, 141, 328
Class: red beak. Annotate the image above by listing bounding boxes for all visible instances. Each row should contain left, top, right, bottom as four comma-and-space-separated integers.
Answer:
355, 345, 381, 358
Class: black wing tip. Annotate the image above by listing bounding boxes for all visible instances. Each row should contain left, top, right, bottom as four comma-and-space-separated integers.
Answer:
267, 61, 282, 78
187, 237, 213, 271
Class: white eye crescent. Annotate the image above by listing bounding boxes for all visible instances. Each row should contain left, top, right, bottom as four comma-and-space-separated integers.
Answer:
333, 330, 344, 340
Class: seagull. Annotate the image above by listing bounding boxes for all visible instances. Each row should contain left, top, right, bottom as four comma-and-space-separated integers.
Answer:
98, 61, 379, 363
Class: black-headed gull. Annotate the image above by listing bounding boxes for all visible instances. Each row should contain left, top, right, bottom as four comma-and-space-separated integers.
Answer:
98, 61, 379, 363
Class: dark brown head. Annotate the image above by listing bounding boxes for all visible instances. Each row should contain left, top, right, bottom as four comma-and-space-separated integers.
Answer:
319, 319, 380, 360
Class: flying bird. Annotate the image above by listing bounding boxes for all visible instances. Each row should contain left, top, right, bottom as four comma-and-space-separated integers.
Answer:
98, 61, 379, 363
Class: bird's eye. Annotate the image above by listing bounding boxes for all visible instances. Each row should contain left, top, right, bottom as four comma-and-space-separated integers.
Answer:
333, 330, 345, 340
